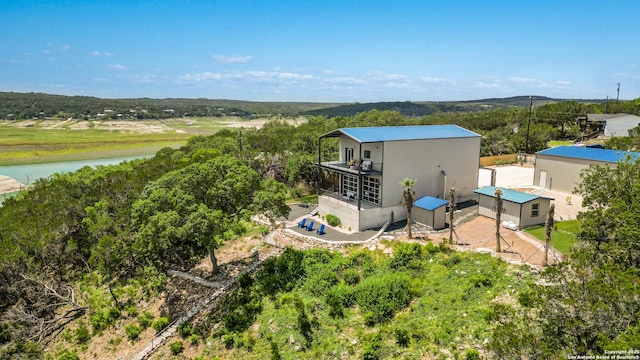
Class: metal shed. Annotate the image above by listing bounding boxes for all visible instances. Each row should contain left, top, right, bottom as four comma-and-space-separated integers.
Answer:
474, 186, 553, 229
413, 195, 449, 230
534, 146, 640, 193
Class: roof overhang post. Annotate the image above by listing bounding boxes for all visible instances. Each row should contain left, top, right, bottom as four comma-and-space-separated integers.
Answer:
357, 175, 362, 210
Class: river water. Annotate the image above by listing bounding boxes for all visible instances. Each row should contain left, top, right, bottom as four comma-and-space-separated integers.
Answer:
0, 155, 151, 205
0, 155, 150, 185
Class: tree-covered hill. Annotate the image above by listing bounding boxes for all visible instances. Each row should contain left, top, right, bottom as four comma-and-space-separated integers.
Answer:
302, 96, 608, 118
0, 92, 613, 121
0, 92, 340, 120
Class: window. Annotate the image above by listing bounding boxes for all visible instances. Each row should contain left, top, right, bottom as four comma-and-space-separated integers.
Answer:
531, 203, 540, 217
363, 150, 371, 159
362, 176, 380, 204
342, 174, 358, 199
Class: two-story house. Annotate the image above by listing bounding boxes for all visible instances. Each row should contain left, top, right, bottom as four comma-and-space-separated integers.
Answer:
316, 124, 481, 231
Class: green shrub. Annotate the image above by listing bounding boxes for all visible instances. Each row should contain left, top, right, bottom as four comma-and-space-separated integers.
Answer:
325, 283, 355, 308
443, 253, 462, 267
325, 214, 341, 226
395, 327, 410, 347
56, 348, 80, 360
125, 306, 138, 318
125, 324, 141, 341
517, 290, 537, 307
178, 321, 195, 338
152, 317, 170, 333
169, 340, 184, 355
354, 272, 412, 325
256, 248, 306, 295
187, 333, 201, 345
89, 311, 108, 333
361, 333, 382, 360
106, 307, 121, 322
465, 349, 481, 360
304, 266, 339, 296
74, 322, 91, 344
389, 242, 424, 270
269, 340, 281, 360
137, 311, 154, 329
342, 268, 360, 285
222, 334, 235, 349
471, 275, 492, 288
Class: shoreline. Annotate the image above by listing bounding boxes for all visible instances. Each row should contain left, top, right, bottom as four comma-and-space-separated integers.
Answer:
0, 176, 25, 195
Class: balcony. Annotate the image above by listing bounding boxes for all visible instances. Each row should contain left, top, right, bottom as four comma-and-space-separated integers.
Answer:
317, 159, 383, 176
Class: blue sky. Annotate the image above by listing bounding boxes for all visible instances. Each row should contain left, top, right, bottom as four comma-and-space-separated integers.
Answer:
1, 1, 638, 102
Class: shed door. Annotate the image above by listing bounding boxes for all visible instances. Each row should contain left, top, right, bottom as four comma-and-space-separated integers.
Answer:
538, 170, 547, 188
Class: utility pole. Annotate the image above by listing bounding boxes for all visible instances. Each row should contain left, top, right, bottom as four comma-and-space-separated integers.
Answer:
525, 96, 535, 154
495, 189, 503, 253
616, 83, 620, 105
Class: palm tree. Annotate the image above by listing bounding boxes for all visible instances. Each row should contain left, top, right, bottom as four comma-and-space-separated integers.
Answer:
400, 178, 417, 239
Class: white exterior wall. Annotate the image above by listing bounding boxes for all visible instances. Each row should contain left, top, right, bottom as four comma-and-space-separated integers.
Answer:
359, 204, 404, 230
382, 137, 480, 207
605, 116, 640, 137
318, 195, 402, 231
318, 196, 361, 231
477, 194, 551, 228
534, 155, 616, 193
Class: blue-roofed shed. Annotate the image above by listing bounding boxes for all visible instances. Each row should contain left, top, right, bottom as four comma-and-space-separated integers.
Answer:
534, 145, 640, 193
474, 186, 553, 228
413, 195, 449, 230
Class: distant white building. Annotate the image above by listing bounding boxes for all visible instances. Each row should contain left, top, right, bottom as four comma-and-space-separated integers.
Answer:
534, 145, 640, 193
580, 113, 640, 137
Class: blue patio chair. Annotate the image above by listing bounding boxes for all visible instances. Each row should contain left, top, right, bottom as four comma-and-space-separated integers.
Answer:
316, 224, 325, 235
306, 220, 315, 231
297, 218, 307, 228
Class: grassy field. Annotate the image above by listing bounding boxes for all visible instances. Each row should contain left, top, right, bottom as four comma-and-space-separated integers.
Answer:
0, 117, 296, 165
525, 220, 579, 255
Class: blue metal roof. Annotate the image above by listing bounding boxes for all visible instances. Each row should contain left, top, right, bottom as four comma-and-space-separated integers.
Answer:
414, 196, 449, 211
536, 145, 640, 163
330, 125, 480, 143
474, 186, 553, 204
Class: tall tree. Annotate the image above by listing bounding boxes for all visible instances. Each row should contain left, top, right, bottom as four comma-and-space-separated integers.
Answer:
131, 156, 289, 273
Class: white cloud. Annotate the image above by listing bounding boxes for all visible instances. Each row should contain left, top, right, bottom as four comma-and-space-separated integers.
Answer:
212, 54, 252, 63
91, 50, 114, 57
472, 79, 503, 89
108, 64, 127, 70
323, 77, 367, 85
508, 76, 538, 84
367, 70, 410, 82
178, 71, 222, 82
420, 76, 449, 83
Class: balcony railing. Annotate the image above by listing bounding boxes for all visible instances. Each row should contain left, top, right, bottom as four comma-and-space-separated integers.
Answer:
317, 159, 383, 175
